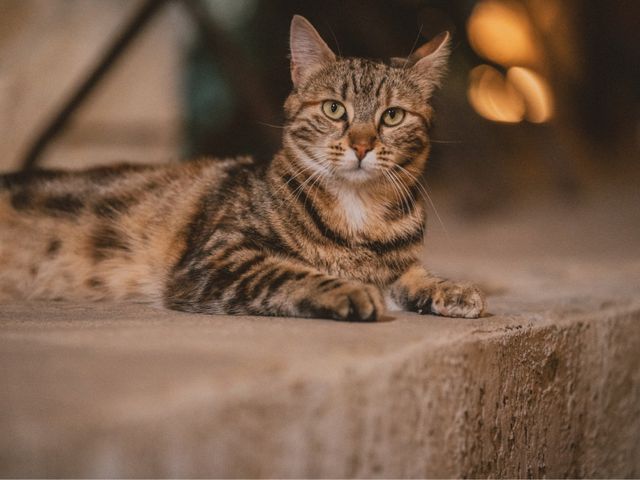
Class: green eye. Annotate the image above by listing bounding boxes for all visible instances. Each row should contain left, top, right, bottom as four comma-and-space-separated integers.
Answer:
381, 107, 405, 126
322, 100, 346, 120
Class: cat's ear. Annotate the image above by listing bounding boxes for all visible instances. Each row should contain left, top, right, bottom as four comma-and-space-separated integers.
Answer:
393, 31, 451, 90
289, 15, 336, 87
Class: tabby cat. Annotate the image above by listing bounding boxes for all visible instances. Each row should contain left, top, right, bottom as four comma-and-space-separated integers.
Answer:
0, 16, 485, 321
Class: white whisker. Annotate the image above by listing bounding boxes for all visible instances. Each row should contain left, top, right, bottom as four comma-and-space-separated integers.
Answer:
393, 163, 450, 240
273, 163, 314, 200
258, 121, 287, 129
403, 25, 424, 71
384, 169, 413, 215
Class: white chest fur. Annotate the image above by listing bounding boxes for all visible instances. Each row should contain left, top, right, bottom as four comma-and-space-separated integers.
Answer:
336, 188, 367, 230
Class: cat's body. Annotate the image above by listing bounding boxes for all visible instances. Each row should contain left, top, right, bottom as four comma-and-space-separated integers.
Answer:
0, 16, 485, 321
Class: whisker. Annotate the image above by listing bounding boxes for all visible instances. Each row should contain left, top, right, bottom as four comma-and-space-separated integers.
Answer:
394, 169, 416, 215
388, 162, 451, 240
290, 169, 320, 205
306, 167, 327, 212
403, 24, 424, 71
385, 168, 413, 215
286, 152, 333, 206
385, 172, 408, 215
273, 164, 312, 199
380, 171, 399, 209
258, 121, 287, 130
273, 158, 313, 192
420, 178, 450, 239
273, 150, 332, 208
325, 23, 342, 57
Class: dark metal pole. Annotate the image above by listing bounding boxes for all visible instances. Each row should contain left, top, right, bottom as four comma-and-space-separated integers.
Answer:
20, 0, 168, 171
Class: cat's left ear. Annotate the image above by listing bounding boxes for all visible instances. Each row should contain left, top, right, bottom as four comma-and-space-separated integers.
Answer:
290, 15, 336, 87
392, 31, 451, 90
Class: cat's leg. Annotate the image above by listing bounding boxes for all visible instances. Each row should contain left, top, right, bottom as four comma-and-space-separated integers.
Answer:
389, 264, 486, 318
165, 250, 385, 321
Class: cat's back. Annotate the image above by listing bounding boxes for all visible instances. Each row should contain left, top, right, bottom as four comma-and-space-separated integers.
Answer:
0, 157, 254, 302
0, 157, 249, 205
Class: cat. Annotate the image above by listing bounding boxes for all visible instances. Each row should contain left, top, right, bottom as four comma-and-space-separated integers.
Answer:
0, 15, 486, 321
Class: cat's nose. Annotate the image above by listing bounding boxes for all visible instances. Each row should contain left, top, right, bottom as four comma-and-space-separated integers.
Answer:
351, 142, 373, 161
349, 126, 376, 161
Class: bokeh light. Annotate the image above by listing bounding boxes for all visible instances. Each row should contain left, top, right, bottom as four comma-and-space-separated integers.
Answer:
467, 0, 540, 67
467, 64, 525, 123
507, 66, 553, 123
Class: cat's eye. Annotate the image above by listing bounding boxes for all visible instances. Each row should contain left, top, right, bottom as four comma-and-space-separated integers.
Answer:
381, 107, 405, 127
322, 100, 347, 120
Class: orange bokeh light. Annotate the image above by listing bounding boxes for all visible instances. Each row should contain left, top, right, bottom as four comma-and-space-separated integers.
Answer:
467, 65, 525, 123
507, 67, 554, 123
467, 0, 540, 67
468, 65, 554, 124
466, 1, 554, 124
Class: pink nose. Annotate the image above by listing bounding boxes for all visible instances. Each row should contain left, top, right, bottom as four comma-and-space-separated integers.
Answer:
352, 143, 372, 161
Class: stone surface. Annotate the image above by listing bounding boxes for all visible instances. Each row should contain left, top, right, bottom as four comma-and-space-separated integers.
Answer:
1, 190, 640, 477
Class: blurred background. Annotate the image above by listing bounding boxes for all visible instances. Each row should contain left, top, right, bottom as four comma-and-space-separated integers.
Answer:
0, 0, 638, 218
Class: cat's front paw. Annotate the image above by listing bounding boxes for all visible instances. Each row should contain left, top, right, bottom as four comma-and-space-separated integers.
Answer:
413, 281, 486, 318
300, 280, 385, 322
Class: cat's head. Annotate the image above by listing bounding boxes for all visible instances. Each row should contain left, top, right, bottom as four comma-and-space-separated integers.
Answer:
283, 15, 450, 186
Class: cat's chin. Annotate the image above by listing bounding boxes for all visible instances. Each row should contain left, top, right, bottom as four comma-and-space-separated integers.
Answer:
336, 167, 379, 185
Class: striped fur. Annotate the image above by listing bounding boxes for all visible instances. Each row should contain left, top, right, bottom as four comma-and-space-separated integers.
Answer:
0, 16, 485, 321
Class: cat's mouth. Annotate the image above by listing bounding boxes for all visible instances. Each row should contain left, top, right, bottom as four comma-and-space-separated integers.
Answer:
337, 154, 379, 183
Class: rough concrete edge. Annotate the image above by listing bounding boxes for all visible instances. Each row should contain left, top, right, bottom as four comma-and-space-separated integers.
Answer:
3, 303, 640, 478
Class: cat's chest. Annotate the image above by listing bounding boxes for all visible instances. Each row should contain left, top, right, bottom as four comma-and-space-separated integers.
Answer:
335, 188, 368, 230
332, 189, 381, 236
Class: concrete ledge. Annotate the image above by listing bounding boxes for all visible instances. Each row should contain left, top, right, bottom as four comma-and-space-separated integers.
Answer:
2, 291, 639, 476
2, 195, 640, 477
